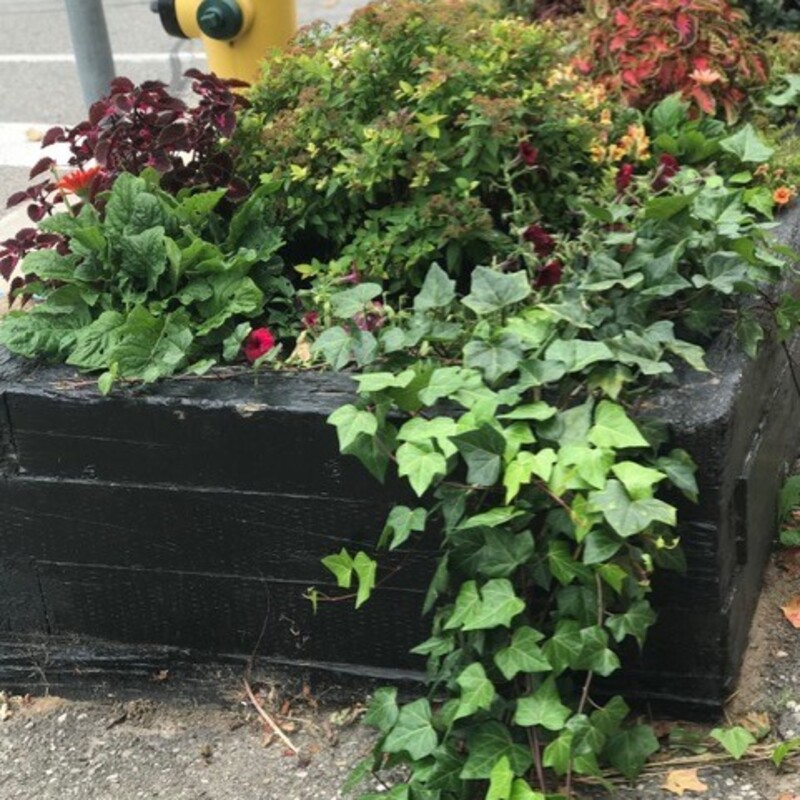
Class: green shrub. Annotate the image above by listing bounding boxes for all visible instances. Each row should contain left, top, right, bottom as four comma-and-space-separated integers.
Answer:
736, 0, 800, 29
234, 0, 626, 290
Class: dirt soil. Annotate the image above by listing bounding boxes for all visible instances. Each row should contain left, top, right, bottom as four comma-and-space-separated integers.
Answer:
1, 556, 799, 800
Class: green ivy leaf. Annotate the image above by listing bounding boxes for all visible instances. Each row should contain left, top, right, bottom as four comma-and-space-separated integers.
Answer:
486, 756, 514, 800
720, 124, 774, 164
383, 699, 438, 760
603, 725, 659, 780
327, 404, 378, 451
542, 620, 584, 675
353, 369, 416, 393
610, 461, 666, 500
499, 402, 557, 421
379, 505, 427, 550
710, 726, 756, 759
445, 579, 525, 631
510, 779, 546, 800
588, 401, 649, 450
329, 283, 382, 318
464, 336, 524, 383
461, 722, 533, 779
452, 424, 506, 486
363, 686, 399, 733
545, 339, 614, 373
396, 441, 447, 496
514, 676, 571, 731
353, 551, 377, 608
462, 266, 531, 315
606, 599, 657, 648
455, 663, 497, 720
321, 548, 353, 588
494, 626, 550, 679
591, 696, 630, 737
582, 530, 623, 565
656, 449, 698, 502
414, 262, 456, 311
589, 480, 676, 537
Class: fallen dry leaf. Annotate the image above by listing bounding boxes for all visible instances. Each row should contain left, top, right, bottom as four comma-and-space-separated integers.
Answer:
777, 794, 800, 800
777, 547, 800, 577
662, 768, 708, 796
780, 595, 800, 628
738, 711, 771, 740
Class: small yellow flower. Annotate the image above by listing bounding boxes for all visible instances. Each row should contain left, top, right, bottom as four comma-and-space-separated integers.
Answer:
589, 141, 607, 163
599, 108, 613, 127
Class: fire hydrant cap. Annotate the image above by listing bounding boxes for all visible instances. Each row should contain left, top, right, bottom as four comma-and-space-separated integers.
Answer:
196, 0, 244, 40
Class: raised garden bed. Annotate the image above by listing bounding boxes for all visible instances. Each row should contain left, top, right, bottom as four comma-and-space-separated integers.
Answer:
1, 260, 799, 715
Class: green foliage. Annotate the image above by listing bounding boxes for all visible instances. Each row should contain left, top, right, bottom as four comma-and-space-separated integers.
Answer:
736, 0, 800, 30
0, 172, 290, 388
235, 0, 622, 289
710, 726, 757, 759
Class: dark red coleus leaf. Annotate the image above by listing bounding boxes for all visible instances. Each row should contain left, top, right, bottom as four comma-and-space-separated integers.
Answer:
534, 259, 563, 289
615, 162, 635, 193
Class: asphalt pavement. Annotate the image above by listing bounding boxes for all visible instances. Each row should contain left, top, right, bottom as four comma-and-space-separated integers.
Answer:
0, 0, 359, 205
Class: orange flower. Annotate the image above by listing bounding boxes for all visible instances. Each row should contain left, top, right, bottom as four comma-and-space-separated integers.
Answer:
56, 166, 103, 196
773, 186, 796, 206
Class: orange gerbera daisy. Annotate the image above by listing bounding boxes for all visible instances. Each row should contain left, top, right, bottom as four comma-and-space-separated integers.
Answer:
773, 186, 797, 206
56, 165, 103, 196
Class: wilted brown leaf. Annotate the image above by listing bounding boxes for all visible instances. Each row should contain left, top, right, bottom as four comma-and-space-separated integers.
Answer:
780, 595, 800, 628
738, 711, 771, 740
662, 768, 708, 796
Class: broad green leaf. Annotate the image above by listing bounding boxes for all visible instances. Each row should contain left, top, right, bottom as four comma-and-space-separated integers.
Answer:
462, 266, 531, 315
396, 441, 447, 496
312, 326, 355, 369
644, 194, 693, 220
457, 506, 526, 530
547, 540, 592, 585
514, 677, 571, 731
383, 699, 438, 760
66, 310, 126, 370
656, 449, 698, 501
606, 599, 657, 648
591, 696, 630, 737
710, 726, 756, 759
494, 626, 550, 680
193, 274, 264, 336
445, 579, 525, 631
452, 424, 506, 486
589, 480, 676, 537
455, 663, 496, 720
110, 307, 192, 382
542, 619, 584, 674
603, 726, 659, 780
577, 626, 621, 676
321, 548, 353, 588
464, 336, 523, 383
455, 528, 535, 578
771, 736, 800, 767
504, 449, 557, 503
379, 505, 427, 550
610, 461, 666, 500
486, 756, 514, 800
545, 339, 614, 373
588, 401, 649, 449
327, 404, 378, 451
20, 249, 79, 282
353, 369, 416, 393
353, 551, 377, 608
0, 301, 90, 361
510, 779, 546, 800
414, 262, 456, 311
499, 402, 557, 421
582, 530, 623, 565
363, 686, 399, 733
720, 124, 774, 163
461, 722, 533, 779
119, 226, 167, 291
419, 366, 482, 406
329, 283, 382, 318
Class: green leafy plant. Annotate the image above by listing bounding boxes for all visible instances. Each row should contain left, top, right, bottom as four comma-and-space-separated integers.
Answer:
583, 0, 770, 122
736, 0, 800, 30
234, 0, 632, 289
0, 171, 290, 389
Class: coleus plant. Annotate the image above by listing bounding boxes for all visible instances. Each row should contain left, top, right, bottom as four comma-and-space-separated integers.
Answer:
583, 0, 770, 123
0, 70, 249, 290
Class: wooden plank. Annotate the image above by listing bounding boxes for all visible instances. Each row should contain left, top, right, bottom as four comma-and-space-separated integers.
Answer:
0, 476, 436, 588
38, 563, 428, 670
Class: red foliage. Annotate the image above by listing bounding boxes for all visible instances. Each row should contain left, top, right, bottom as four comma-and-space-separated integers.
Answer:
584, 0, 769, 122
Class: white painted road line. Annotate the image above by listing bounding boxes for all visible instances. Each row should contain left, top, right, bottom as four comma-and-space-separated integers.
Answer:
0, 52, 207, 64
0, 123, 71, 169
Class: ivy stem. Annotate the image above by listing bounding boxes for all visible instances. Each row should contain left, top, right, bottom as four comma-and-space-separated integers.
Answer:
531, 725, 547, 792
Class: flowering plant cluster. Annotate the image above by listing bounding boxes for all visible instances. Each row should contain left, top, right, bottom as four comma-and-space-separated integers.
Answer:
1, 0, 800, 796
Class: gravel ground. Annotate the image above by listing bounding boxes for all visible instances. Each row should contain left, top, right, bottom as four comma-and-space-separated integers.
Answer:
1, 555, 799, 799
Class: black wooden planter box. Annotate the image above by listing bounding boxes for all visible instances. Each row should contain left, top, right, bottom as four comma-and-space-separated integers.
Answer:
1, 211, 800, 713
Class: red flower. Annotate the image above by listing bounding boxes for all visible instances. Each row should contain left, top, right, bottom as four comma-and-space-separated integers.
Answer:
615, 163, 635, 193
534, 259, 563, 289
522, 224, 556, 257
652, 154, 680, 191
243, 327, 276, 363
56, 165, 103, 196
518, 141, 539, 167
353, 301, 386, 332
339, 265, 361, 285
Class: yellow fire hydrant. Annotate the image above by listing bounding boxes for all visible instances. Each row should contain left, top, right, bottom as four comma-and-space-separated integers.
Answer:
151, 0, 296, 82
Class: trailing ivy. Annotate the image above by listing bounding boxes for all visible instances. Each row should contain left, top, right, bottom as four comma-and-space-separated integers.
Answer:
314, 94, 798, 797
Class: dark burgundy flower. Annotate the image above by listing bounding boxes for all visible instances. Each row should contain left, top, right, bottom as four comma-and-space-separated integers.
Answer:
302, 311, 320, 329
534, 259, 563, 289
243, 327, 276, 363
339, 265, 361, 285
522, 224, 556, 257
518, 141, 539, 167
652, 153, 680, 191
615, 162, 635, 193
353, 301, 386, 332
